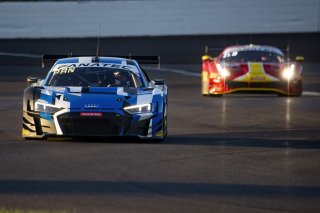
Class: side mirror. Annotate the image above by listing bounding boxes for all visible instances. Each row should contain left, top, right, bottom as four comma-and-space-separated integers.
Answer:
27, 76, 39, 87
295, 56, 304, 62
202, 55, 213, 61
153, 79, 165, 85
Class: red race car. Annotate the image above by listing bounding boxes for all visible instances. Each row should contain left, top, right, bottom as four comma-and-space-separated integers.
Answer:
201, 44, 303, 96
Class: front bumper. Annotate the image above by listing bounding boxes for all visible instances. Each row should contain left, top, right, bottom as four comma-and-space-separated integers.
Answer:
57, 112, 149, 136
208, 80, 302, 96
22, 110, 164, 139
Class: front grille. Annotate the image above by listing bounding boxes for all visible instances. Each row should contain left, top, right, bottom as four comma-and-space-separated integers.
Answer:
126, 119, 150, 136
57, 112, 123, 136
226, 81, 286, 88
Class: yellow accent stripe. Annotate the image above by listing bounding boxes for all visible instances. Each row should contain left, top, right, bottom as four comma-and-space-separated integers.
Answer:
202, 71, 208, 81
209, 88, 292, 95
235, 63, 277, 82
156, 130, 163, 137
22, 128, 30, 136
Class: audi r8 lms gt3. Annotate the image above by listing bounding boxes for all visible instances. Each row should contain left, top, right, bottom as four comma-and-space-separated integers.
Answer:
201, 44, 303, 96
22, 55, 168, 141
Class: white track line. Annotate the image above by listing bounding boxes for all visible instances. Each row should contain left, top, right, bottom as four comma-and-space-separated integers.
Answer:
0, 52, 42, 59
1, 51, 320, 96
302, 91, 320, 96
144, 66, 201, 77
143, 67, 320, 96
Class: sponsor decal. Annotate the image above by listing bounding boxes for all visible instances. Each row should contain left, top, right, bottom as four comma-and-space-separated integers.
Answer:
52, 63, 133, 72
84, 104, 100, 109
53, 64, 76, 75
77, 63, 132, 69
80, 112, 103, 117
250, 76, 265, 81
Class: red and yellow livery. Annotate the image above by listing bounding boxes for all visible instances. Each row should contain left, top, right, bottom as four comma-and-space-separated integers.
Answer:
202, 45, 303, 96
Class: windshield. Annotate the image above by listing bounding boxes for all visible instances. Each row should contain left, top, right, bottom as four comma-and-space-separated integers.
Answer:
45, 65, 144, 88
220, 50, 285, 63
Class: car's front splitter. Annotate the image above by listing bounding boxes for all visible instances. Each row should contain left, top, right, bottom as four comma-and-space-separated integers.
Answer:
23, 110, 164, 139
208, 80, 302, 96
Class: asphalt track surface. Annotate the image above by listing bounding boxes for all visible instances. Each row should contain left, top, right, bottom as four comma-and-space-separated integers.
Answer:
0, 44, 320, 212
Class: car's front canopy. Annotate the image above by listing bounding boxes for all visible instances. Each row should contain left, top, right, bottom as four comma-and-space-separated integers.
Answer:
220, 50, 285, 63
45, 63, 145, 88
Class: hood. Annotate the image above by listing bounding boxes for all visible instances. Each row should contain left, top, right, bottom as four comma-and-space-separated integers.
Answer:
39, 86, 154, 110
227, 62, 281, 82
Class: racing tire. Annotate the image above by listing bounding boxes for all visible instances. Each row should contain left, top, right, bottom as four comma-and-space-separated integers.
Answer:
209, 94, 223, 97
22, 136, 46, 140
278, 92, 302, 97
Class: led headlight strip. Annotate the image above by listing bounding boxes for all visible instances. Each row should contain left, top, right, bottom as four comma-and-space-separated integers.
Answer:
124, 103, 151, 114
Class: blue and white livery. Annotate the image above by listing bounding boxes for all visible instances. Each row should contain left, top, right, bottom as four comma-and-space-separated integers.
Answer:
22, 56, 168, 141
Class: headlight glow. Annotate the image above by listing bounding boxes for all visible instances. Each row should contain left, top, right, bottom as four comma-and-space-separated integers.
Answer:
216, 64, 230, 77
124, 103, 152, 114
34, 101, 61, 114
282, 64, 295, 80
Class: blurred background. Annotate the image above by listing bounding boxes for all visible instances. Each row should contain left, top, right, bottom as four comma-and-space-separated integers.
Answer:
0, 0, 319, 64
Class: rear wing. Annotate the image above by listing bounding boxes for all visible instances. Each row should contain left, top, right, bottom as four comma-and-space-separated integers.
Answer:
204, 46, 224, 55
42, 54, 160, 68
202, 46, 224, 61
279, 46, 290, 59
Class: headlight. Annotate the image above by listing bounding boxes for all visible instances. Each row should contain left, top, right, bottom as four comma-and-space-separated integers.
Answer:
282, 64, 295, 80
216, 64, 230, 77
34, 101, 61, 114
124, 103, 152, 114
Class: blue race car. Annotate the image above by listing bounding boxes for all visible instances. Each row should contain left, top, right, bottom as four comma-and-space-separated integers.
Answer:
22, 55, 168, 141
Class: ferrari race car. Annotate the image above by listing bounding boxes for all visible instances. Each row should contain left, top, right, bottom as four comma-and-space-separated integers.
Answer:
202, 44, 303, 96
22, 55, 168, 141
